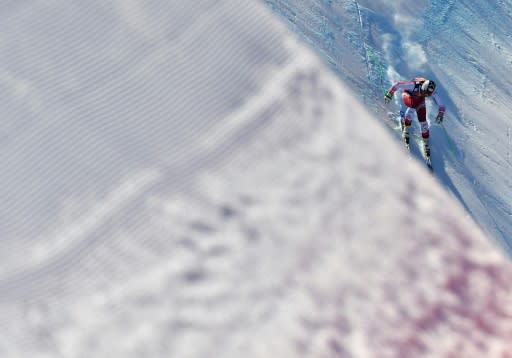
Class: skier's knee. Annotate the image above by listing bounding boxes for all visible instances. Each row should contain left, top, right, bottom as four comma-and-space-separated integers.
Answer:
420, 121, 429, 138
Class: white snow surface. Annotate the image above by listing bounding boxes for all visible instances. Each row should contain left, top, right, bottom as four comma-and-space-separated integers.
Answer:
0, 1, 511, 357
266, 0, 512, 251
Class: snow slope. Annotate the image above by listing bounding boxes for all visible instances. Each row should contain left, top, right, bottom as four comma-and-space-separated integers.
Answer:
265, 0, 512, 252
0, 0, 511, 357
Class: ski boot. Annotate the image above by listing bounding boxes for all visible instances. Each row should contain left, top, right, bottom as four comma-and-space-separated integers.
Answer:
423, 138, 431, 158
400, 116, 410, 148
423, 138, 433, 171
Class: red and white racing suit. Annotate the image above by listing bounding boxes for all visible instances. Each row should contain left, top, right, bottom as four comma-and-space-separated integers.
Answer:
387, 80, 446, 139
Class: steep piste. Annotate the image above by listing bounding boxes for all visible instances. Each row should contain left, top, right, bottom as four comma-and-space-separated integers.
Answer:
264, 0, 512, 253
0, 1, 511, 357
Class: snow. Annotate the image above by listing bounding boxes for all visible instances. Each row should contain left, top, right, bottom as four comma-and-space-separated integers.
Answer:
267, 0, 512, 252
0, 0, 512, 357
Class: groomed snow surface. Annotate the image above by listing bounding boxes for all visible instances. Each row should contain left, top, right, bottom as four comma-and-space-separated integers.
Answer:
1, 1, 511, 357
266, 0, 512, 252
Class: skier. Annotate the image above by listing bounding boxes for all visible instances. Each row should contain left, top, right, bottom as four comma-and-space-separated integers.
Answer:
384, 77, 445, 158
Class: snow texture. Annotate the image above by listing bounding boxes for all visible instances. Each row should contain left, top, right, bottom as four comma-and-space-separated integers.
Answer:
0, 0, 511, 357
266, 0, 512, 253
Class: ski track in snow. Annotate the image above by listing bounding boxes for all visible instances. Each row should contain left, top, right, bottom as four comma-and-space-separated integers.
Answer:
1, 1, 512, 357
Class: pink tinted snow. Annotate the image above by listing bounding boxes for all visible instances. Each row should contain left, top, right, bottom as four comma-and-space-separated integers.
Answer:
273, 68, 512, 357
346, 229, 512, 357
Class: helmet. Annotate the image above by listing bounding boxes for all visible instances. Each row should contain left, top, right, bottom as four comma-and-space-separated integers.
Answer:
421, 80, 436, 95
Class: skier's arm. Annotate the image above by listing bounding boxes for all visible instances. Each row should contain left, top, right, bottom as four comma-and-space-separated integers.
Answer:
388, 81, 416, 95
384, 81, 416, 103
432, 93, 446, 123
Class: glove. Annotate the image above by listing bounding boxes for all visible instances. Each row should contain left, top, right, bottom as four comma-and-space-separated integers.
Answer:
384, 91, 393, 104
435, 112, 444, 124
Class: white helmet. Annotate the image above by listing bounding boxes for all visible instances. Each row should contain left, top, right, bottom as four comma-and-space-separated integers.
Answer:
421, 80, 436, 95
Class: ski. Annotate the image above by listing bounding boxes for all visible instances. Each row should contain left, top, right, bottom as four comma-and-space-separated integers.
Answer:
403, 138, 410, 151
425, 156, 433, 172
423, 142, 433, 172
389, 113, 433, 172
399, 116, 410, 151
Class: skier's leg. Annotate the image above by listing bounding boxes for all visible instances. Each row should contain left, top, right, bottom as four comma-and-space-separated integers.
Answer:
401, 94, 413, 144
416, 103, 430, 157
403, 106, 413, 127
399, 103, 406, 122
